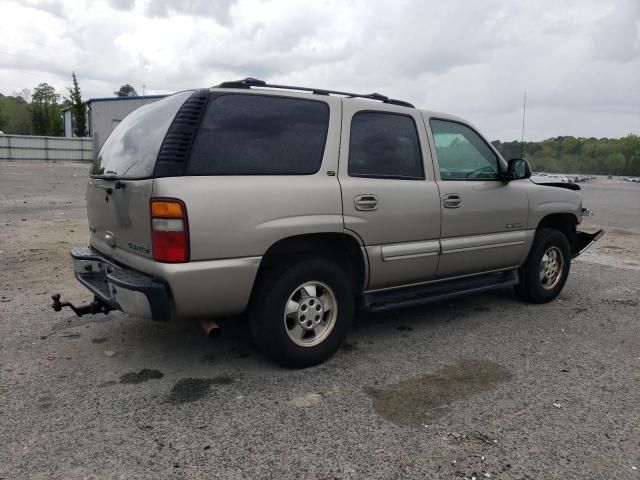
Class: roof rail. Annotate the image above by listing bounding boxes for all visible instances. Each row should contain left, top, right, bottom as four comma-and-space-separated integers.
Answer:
215, 78, 415, 108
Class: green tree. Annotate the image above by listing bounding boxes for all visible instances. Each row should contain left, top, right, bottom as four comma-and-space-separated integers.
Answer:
0, 94, 32, 134
605, 152, 626, 175
491, 135, 640, 177
65, 72, 87, 137
32, 82, 62, 136
113, 84, 138, 97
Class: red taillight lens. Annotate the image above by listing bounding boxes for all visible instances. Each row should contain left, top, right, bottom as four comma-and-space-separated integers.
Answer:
150, 199, 189, 263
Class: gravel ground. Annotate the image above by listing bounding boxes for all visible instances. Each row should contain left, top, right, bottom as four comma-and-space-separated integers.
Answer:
1, 161, 639, 480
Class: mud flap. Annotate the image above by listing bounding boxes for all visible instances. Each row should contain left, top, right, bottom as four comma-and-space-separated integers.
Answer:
573, 229, 605, 258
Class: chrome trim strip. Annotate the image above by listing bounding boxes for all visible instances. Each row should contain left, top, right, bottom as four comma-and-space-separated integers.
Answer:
442, 240, 524, 255
381, 240, 440, 262
440, 230, 530, 253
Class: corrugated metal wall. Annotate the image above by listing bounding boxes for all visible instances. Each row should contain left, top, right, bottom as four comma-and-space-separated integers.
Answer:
0, 135, 93, 161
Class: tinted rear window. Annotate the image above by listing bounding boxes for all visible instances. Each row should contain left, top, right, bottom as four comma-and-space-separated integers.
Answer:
187, 94, 329, 175
91, 91, 193, 178
348, 112, 424, 179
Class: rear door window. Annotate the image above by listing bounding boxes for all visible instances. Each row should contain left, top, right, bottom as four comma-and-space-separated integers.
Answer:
348, 112, 424, 179
91, 91, 193, 178
187, 94, 330, 175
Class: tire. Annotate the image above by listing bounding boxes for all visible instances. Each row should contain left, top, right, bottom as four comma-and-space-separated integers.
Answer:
514, 228, 571, 303
248, 256, 354, 368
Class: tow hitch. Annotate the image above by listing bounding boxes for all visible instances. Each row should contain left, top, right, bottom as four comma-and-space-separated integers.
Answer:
51, 293, 114, 317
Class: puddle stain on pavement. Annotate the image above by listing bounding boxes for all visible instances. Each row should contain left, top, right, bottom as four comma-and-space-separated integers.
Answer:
364, 359, 512, 426
168, 376, 234, 404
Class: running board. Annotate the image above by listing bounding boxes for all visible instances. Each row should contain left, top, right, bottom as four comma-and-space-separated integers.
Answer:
362, 270, 519, 312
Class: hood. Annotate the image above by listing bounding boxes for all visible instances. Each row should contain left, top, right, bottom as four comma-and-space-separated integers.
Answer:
533, 181, 581, 191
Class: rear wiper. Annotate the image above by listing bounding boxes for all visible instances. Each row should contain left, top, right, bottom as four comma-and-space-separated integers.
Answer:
92, 175, 126, 190
96, 173, 118, 180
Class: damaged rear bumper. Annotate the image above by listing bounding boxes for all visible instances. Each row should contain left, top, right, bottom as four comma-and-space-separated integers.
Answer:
573, 229, 605, 258
68, 246, 171, 321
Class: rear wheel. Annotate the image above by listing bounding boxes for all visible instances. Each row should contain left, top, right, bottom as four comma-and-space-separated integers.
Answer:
515, 228, 571, 303
249, 257, 354, 368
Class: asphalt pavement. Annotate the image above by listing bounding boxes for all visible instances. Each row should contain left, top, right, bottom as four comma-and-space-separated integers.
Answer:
1, 162, 638, 480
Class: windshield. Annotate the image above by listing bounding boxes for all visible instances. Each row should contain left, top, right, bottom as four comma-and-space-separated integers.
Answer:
91, 90, 193, 178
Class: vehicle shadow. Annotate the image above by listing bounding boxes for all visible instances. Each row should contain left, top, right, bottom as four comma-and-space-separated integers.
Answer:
74, 286, 526, 378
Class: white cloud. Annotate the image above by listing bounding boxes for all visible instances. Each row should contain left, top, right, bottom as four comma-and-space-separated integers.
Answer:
0, 0, 638, 140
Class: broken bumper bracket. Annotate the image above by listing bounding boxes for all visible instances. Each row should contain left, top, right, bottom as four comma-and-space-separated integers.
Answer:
573, 229, 605, 258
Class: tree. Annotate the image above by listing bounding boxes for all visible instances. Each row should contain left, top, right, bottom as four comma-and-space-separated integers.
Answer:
113, 84, 138, 97
32, 82, 62, 136
12, 88, 31, 103
0, 95, 6, 131
65, 71, 87, 137
605, 152, 626, 175
0, 94, 32, 134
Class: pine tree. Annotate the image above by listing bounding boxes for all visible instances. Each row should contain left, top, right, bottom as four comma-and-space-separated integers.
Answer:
66, 72, 87, 137
32, 82, 61, 136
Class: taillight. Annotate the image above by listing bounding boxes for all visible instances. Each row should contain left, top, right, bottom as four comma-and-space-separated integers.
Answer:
150, 198, 189, 263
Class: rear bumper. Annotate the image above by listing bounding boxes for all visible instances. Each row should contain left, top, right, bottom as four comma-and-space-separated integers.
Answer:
71, 246, 171, 321
572, 229, 605, 258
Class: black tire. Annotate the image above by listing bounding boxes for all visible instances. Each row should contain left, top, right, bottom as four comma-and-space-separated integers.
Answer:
515, 228, 571, 303
248, 256, 354, 368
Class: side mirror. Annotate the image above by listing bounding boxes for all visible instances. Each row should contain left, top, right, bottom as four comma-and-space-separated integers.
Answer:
503, 158, 532, 181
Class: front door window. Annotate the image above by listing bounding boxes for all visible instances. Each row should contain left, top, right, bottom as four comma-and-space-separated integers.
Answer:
430, 119, 499, 180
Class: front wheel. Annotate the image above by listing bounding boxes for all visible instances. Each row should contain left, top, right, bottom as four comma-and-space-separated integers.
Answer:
248, 257, 354, 368
515, 228, 571, 303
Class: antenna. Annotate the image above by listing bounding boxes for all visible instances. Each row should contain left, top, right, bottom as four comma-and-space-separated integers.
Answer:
520, 91, 527, 158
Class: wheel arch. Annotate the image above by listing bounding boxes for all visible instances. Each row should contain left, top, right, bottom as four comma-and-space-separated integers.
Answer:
255, 232, 368, 294
535, 213, 578, 252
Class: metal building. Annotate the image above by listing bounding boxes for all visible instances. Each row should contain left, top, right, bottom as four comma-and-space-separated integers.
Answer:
87, 95, 167, 157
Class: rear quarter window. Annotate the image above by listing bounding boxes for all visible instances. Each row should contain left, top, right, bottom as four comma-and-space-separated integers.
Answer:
187, 94, 330, 175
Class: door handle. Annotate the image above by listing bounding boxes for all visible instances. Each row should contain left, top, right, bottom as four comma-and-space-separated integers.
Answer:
354, 194, 378, 211
443, 193, 462, 208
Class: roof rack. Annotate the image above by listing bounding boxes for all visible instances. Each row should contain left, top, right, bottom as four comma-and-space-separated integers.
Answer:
215, 77, 415, 108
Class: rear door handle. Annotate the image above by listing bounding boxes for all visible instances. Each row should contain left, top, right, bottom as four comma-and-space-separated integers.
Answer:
354, 194, 378, 211
443, 193, 462, 208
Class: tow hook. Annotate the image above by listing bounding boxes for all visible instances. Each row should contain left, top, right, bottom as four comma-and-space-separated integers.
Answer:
51, 293, 114, 317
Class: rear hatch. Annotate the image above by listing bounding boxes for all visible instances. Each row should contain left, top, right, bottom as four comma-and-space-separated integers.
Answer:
87, 91, 194, 271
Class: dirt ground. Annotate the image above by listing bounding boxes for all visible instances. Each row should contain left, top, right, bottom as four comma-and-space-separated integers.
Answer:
1, 161, 639, 480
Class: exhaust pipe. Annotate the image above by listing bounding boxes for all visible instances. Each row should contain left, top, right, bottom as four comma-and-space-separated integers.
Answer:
200, 320, 221, 338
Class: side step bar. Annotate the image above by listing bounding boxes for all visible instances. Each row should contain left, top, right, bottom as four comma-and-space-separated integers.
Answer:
362, 270, 519, 312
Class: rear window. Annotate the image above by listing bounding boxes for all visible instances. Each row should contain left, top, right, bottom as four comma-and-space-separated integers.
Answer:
91, 91, 193, 178
187, 94, 330, 175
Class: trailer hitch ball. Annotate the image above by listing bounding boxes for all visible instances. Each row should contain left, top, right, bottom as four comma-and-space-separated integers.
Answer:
51, 293, 113, 317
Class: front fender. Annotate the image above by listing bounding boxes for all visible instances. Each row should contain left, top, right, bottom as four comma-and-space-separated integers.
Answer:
526, 183, 582, 229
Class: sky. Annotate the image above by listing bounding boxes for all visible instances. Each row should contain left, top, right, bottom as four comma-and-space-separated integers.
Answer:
0, 0, 638, 141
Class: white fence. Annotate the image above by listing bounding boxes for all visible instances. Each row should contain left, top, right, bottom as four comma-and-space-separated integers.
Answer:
0, 134, 93, 162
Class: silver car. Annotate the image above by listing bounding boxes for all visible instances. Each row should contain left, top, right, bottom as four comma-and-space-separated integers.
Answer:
53, 78, 603, 368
